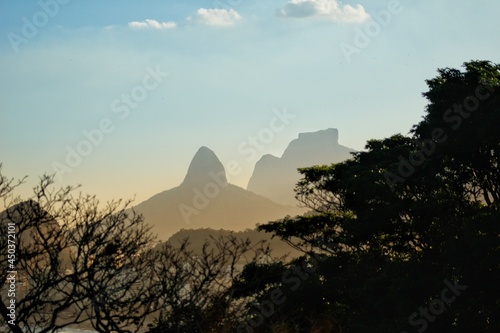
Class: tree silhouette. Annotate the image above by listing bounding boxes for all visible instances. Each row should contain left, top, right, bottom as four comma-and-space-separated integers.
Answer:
0, 170, 160, 333
0, 167, 273, 333
256, 60, 500, 332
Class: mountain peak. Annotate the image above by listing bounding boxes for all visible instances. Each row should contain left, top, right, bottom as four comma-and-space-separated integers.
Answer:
282, 128, 339, 160
182, 146, 228, 186
297, 128, 338, 143
247, 128, 354, 205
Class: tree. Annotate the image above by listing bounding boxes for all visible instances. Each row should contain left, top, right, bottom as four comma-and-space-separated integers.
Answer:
0, 168, 160, 333
0, 167, 274, 333
411, 60, 500, 205
148, 234, 272, 333
256, 60, 500, 332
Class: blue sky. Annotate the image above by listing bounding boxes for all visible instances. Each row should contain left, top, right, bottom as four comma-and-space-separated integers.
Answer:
1, 0, 499, 205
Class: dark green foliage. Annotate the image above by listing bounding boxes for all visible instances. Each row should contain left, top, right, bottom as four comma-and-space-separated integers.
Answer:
246, 60, 500, 332
5, 60, 497, 333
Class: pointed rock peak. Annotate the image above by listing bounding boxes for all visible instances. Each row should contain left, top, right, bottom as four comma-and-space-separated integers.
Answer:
182, 146, 228, 186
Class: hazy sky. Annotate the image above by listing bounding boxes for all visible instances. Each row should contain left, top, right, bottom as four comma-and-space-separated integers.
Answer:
1, 0, 499, 205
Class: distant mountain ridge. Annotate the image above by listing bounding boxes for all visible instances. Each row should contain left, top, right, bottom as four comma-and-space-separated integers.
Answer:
133, 146, 302, 240
0, 200, 72, 271
164, 228, 302, 260
247, 128, 355, 205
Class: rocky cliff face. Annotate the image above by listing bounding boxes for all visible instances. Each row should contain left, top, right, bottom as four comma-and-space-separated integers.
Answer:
182, 146, 228, 187
133, 147, 302, 240
247, 128, 355, 205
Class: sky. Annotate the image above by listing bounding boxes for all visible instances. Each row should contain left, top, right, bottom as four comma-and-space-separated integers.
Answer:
1, 0, 499, 206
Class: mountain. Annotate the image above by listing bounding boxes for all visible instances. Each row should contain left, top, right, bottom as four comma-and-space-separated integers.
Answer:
247, 128, 355, 205
163, 228, 302, 260
0, 200, 72, 271
133, 147, 302, 240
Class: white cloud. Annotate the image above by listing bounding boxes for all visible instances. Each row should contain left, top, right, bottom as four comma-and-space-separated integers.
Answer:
128, 19, 177, 30
278, 0, 369, 23
195, 8, 241, 26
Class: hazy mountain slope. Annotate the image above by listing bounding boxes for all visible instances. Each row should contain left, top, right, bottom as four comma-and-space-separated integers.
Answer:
133, 147, 302, 240
0, 200, 72, 271
164, 228, 302, 260
247, 128, 355, 205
